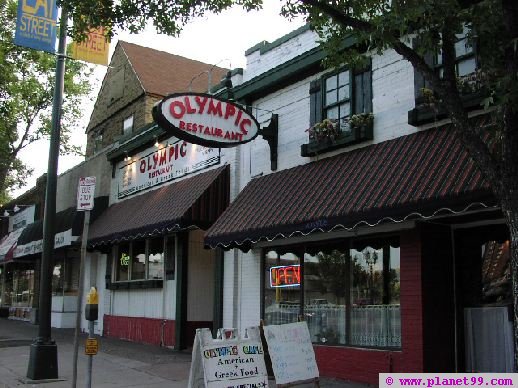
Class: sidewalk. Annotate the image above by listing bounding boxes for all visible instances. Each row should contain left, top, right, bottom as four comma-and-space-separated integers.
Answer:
0, 318, 371, 388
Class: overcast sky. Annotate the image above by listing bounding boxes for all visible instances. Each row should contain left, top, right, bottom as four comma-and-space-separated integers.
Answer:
13, 3, 305, 198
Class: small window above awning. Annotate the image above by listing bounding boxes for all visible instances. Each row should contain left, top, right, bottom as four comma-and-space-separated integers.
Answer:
205, 124, 497, 250
88, 165, 229, 247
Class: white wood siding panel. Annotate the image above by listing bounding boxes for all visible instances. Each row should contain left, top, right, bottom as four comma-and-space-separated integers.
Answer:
187, 230, 215, 321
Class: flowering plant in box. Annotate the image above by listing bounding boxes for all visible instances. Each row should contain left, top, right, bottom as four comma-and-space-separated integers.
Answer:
306, 118, 339, 143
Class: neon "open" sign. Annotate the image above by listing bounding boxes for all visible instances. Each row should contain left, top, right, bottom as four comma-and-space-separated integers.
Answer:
269, 265, 300, 288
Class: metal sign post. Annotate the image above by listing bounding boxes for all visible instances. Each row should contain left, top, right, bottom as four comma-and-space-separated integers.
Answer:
71, 177, 96, 388
85, 287, 99, 388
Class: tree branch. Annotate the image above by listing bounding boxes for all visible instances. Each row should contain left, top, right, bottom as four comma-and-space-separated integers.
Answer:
299, 0, 441, 92
299, 0, 504, 199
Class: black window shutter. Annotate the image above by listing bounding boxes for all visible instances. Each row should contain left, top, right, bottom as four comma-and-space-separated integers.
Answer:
354, 72, 364, 114
363, 70, 372, 113
353, 59, 373, 114
354, 69, 373, 114
309, 79, 322, 126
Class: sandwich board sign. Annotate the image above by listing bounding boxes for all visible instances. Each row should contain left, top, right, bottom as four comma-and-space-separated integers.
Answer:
188, 327, 269, 388
77, 176, 96, 211
262, 322, 319, 387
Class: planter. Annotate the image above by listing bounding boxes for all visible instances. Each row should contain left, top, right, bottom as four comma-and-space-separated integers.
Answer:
301, 121, 373, 157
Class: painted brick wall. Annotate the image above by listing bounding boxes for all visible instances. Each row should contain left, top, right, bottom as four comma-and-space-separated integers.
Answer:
237, 48, 416, 189
371, 49, 416, 143
244, 28, 319, 82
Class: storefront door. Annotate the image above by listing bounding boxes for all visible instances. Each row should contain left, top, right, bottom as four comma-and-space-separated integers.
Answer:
455, 225, 513, 372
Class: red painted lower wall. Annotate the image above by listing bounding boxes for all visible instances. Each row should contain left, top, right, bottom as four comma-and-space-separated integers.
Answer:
103, 315, 176, 347
313, 229, 425, 385
103, 315, 214, 348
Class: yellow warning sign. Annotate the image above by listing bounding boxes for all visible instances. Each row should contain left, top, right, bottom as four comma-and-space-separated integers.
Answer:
85, 338, 98, 355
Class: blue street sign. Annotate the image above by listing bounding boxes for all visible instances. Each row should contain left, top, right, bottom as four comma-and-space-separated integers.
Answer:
14, 0, 58, 54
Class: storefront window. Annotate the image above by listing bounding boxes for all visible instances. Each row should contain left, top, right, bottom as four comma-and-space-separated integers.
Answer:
116, 242, 130, 281
264, 250, 301, 325
10, 269, 34, 307
263, 238, 401, 349
304, 249, 348, 345
113, 238, 166, 282
148, 238, 164, 279
52, 256, 80, 295
3, 266, 13, 306
350, 245, 400, 348
131, 240, 146, 280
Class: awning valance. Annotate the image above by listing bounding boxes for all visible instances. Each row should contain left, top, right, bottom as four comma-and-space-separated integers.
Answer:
0, 227, 25, 263
88, 165, 229, 247
14, 198, 108, 258
205, 125, 497, 250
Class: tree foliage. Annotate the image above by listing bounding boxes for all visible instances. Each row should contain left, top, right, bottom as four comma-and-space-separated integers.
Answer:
0, 0, 93, 205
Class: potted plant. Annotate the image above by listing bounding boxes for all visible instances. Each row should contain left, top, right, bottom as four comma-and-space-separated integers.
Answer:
346, 112, 374, 140
306, 118, 340, 144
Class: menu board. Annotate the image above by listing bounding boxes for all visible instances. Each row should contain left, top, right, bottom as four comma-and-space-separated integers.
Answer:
262, 322, 319, 385
188, 327, 269, 388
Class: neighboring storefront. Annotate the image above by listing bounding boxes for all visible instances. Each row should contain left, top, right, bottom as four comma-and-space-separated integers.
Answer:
11, 201, 107, 327
0, 205, 38, 321
87, 126, 232, 348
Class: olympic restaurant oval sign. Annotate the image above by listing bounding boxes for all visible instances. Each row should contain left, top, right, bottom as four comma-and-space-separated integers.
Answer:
153, 93, 260, 148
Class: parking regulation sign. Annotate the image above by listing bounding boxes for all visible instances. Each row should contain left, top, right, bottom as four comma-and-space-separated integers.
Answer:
77, 177, 96, 211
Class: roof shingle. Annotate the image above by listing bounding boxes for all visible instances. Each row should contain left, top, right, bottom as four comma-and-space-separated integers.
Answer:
120, 41, 228, 96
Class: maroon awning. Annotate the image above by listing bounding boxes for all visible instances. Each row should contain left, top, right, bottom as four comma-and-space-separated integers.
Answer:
89, 165, 229, 247
205, 125, 496, 250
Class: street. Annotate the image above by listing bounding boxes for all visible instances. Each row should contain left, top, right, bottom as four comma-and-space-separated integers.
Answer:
0, 318, 370, 388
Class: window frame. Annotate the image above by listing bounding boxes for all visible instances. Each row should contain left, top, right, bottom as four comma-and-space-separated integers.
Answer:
409, 30, 481, 126
415, 30, 478, 103
302, 64, 373, 157
261, 236, 401, 350
93, 133, 103, 154
323, 68, 353, 130
123, 115, 134, 136
112, 236, 170, 284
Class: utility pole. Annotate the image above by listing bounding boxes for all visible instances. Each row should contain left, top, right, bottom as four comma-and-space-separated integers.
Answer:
26, 10, 68, 381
